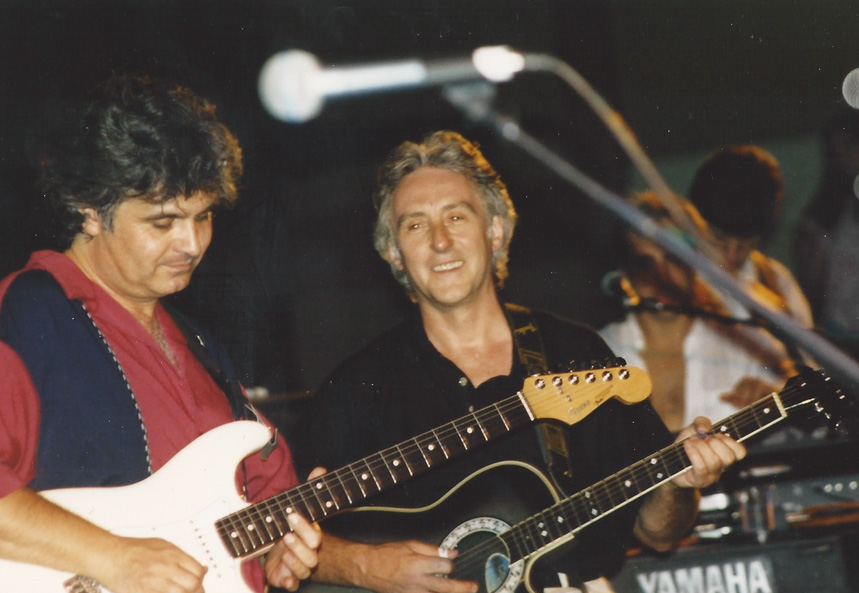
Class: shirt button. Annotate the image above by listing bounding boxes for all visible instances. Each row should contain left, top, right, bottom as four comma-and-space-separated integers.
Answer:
458, 376, 468, 387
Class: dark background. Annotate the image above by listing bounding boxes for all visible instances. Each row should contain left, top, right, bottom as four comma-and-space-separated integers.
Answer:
2, 0, 859, 401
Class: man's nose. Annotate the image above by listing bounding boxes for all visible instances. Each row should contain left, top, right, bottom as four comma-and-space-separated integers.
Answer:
177, 220, 204, 256
431, 223, 452, 251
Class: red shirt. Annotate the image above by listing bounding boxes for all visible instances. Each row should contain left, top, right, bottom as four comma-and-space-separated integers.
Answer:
0, 251, 299, 591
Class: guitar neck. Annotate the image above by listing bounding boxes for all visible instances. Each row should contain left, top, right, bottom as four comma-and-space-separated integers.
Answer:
216, 392, 534, 557
500, 387, 797, 563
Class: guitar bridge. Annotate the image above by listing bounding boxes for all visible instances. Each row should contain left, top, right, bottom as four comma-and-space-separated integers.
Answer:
64, 575, 103, 593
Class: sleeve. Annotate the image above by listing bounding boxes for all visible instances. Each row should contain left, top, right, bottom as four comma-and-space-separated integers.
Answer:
0, 342, 40, 497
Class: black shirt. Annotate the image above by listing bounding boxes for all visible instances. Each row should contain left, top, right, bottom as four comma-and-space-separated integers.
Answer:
293, 306, 673, 585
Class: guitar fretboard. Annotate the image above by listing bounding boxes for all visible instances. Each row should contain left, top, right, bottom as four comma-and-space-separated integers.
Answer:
215, 397, 533, 557
495, 372, 827, 564
213, 364, 644, 558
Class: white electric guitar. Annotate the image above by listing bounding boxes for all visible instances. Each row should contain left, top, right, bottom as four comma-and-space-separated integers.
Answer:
3, 362, 650, 593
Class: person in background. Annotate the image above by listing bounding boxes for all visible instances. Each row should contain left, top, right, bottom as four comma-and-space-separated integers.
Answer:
293, 131, 745, 593
0, 75, 320, 593
599, 192, 797, 432
687, 144, 813, 329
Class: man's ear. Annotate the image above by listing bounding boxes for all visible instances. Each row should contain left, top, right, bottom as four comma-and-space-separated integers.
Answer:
385, 242, 404, 271
489, 215, 504, 252
79, 207, 102, 237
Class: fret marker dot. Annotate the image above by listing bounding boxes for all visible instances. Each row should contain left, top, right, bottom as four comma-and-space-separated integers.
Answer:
467, 427, 474, 434
591, 509, 598, 516
315, 482, 323, 490
361, 473, 369, 480
585, 491, 591, 498
428, 444, 436, 451
557, 517, 564, 523
248, 525, 255, 531
230, 531, 238, 539
325, 501, 333, 508
624, 480, 632, 487
286, 507, 294, 514
393, 459, 400, 466
657, 472, 664, 479
541, 530, 548, 536
266, 516, 273, 523
650, 458, 657, 465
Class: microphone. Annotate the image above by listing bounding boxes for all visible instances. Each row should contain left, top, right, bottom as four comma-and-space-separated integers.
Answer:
843, 68, 859, 109
258, 46, 526, 123
601, 270, 642, 308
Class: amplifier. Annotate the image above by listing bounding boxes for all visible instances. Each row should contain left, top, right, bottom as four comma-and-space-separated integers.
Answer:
610, 536, 848, 593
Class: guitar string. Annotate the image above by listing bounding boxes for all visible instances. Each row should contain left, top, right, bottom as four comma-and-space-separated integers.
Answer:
217, 369, 644, 553
220, 374, 615, 550
231, 369, 827, 559
450, 377, 819, 578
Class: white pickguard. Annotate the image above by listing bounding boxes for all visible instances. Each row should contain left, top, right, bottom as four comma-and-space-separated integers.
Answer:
2, 420, 273, 593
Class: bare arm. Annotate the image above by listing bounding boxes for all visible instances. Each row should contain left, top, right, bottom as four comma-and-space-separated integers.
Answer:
0, 486, 206, 593
311, 532, 477, 593
634, 417, 746, 552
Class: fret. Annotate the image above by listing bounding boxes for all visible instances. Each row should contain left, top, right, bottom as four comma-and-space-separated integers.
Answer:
263, 499, 288, 537
516, 519, 541, 560
429, 428, 451, 460
597, 473, 625, 509
536, 507, 566, 542
449, 419, 472, 453
661, 447, 690, 478
580, 487, 606, 521
300, 480, 328, 521
255, 501, 278, 541
313, 475, 345, 515
393, 444, 415, 477
400, 438, 428, 470
496, 399, 513, 430
379, 451, 405, 484
345, 463, 369, 499
565, 491, 591, 529
617, 471, 645, 500
224, 512, 254, 554
361, 453, 388, 491
333, 470, 354, 506
474, 414, 490, 440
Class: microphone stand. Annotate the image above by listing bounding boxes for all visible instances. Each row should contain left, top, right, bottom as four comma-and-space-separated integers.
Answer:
441, 80, 859, 394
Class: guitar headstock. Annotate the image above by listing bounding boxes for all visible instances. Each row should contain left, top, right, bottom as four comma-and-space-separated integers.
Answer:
521, 359, 651, 426
782, 366, 859, 430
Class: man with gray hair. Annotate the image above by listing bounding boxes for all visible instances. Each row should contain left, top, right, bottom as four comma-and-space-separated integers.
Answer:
295, 130, 744, 593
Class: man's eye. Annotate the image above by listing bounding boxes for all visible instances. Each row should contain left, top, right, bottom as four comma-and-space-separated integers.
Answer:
153, 220, 172, 230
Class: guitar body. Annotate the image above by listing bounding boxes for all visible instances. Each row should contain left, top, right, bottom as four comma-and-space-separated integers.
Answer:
3, 420, 272, 593
306, 461, 565, 593
0, 364, 652, 592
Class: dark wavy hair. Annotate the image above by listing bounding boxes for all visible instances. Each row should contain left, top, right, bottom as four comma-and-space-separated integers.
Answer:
372, 130, 517, 292
38, 75, 243, 249
688, 144, 782, 239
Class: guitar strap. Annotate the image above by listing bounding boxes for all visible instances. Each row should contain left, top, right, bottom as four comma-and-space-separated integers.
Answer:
503, 303, 577, 489
166, 304, 279, 463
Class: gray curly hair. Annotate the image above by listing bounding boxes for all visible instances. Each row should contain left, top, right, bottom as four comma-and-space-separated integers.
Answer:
372, 130, 518, 292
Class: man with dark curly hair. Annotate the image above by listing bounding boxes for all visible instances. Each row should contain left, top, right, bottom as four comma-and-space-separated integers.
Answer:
0, 76, 320, 593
